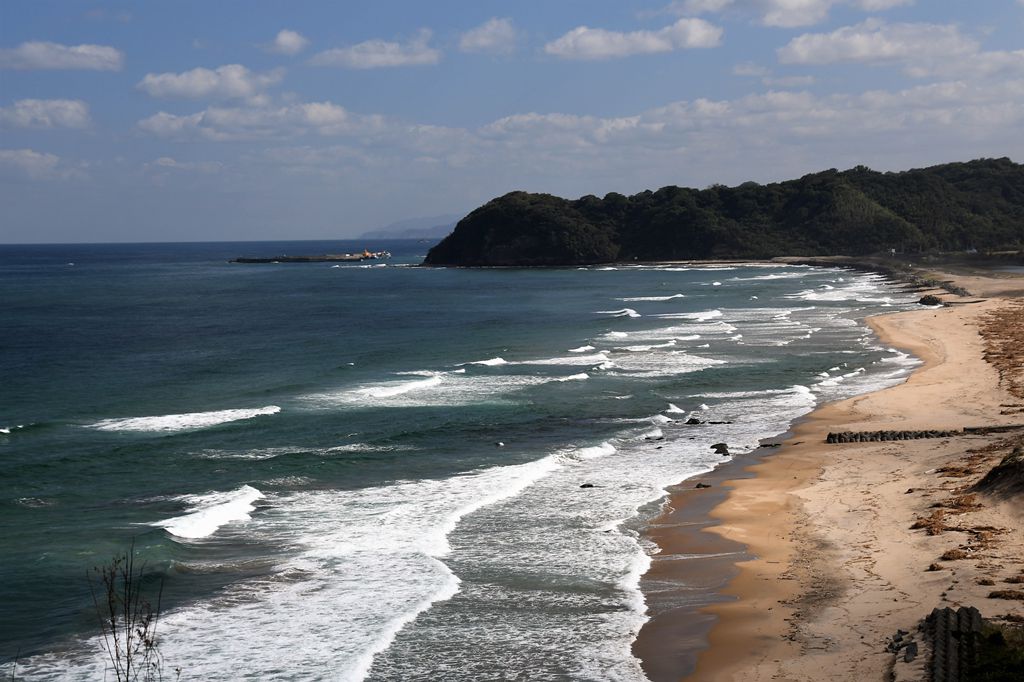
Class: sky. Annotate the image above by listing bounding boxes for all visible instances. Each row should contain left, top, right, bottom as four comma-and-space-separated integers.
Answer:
2, 1, 1023, 243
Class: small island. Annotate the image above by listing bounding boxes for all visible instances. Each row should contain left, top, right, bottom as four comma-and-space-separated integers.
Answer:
231, 249, 391, 264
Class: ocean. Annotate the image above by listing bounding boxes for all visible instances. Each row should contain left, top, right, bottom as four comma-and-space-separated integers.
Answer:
0, 241, 921, 680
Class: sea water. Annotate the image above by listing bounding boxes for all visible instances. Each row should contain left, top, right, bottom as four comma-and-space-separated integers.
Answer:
0, 241, 920, 680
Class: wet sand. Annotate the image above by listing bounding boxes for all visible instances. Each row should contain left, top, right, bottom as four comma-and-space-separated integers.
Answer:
636, 269, 1024, 680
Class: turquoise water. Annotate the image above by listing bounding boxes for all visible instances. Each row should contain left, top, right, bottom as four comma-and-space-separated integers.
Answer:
0, 242, 919, 680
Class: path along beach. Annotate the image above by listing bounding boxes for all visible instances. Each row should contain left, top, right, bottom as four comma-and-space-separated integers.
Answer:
636, 264, 1024, 680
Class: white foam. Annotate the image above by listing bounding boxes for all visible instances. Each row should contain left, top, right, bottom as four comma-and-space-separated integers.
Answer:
569, 345, 596, 353
615, 294, 686, 302
566, 442, 617, 460
469, 357, 507, 366
199, 443, 416, 461
89, 406, 281, 432
606, 351, 726, 377
675, 309, 722, 321
619, 339, 677, 352
0, 424, 25, 434
596, 308, 641, 318
358, 374, 443, 398
556, 373, 590, 382
786, 273, 903, 305
666, 403, 685, 414
518, 352, 609, 367
153, 485, 264, 539
305, 372, 550, 409
729, 271, 810, 281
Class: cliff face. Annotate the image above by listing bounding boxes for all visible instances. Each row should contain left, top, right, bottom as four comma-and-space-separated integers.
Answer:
423, 158, 1024, 266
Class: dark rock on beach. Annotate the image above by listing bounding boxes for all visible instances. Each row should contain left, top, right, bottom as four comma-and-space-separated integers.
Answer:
826, 429, 962, 443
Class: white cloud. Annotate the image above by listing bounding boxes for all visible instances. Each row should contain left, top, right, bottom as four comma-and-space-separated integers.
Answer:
267, 29, 310, 56
0, 41, 123, 70
147, 157, 223, 173
669, 0, 914, 28
459, 18, 517, 54
779, 19, 975, 64
308, 29, 440, 69
0, 148, 64, 180
0, 99, 91, 128
493, 78, 1017, 177
137, 64, 285, 100
131, 72, 1023, 209
778, 19, 1024, 79
136, 101, 384, 140
544, 18, 722, 60
733, 63, 814, 89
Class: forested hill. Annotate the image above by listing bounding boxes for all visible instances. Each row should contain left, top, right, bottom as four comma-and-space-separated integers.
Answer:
423, 158, 1024, 266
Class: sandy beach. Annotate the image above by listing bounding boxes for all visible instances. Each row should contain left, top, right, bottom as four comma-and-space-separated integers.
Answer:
636, 265, 1024, 680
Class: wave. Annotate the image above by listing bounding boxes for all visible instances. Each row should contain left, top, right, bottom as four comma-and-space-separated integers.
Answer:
89, 406, 281, 432
653, 309, 723, 322
518, 352, 610, 367
153, 485, 264, 539
568, 345, 595, 353
554, 373, 589, 382
596, 308, 641, 318
666, 403, 685, 414
358, 374, 443, 398
785, 274, 903, 304
615, 294, 686, 302
198, 443, 413, 461
619, 339, 677, 352
728, 271, 810, 282
606, 350, 727, 377
0, 424, 27, 434
468, 357, 507, 366
563, 441, 617, 461
649, 266, 738, 272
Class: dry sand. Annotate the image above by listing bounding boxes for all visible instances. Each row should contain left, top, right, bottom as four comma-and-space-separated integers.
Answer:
636, 271, 1024, 681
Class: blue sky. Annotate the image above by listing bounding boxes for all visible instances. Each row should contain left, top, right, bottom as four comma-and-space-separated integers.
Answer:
2, 0, 1023, 243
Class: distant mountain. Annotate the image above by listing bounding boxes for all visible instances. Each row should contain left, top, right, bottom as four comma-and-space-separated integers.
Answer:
359, 214, 461, 240
424, 158, 1024, 266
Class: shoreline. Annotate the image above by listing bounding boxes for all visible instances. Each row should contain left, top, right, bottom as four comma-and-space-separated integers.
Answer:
635, 268, 1024, 680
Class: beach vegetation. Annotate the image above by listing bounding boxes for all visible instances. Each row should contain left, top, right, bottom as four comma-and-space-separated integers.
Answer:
88, 543, 173, 682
